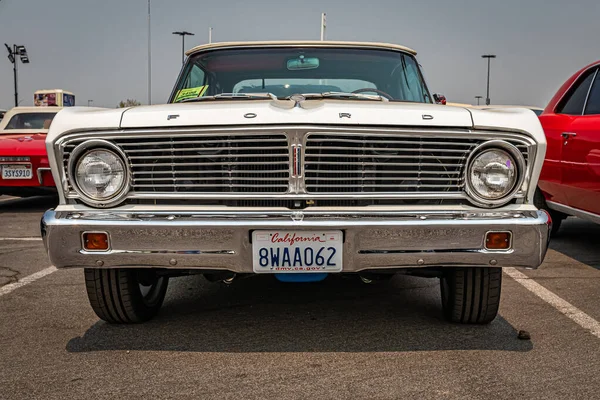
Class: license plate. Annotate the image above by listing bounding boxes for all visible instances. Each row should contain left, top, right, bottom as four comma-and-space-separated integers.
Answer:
252, 230, 343, 273
1, 164, 33, 180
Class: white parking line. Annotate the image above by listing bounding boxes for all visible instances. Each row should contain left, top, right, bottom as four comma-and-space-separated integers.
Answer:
505, 267, 600, 339
0, 237, 42, 241
0, 266, 57, 297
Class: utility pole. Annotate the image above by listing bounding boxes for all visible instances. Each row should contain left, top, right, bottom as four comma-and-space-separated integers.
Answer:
209, 27, 213, 44
475, 95, 483, 106
321, 13, 326, 41
4, 44, 30, 107
481, 54, 496, 106
172, 31, 195, 65
147, 0, 152, 105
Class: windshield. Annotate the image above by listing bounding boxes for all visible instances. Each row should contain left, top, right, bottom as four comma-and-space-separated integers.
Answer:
3, 112, 57, 130
171, 47, 432, 103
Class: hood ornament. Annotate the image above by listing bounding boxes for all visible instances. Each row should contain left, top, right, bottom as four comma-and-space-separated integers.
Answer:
422, 114, 434, 120
167, 114, 179, 120
339, 113, 351, 119
18, 136, 33, 142
244, 113, 257, 119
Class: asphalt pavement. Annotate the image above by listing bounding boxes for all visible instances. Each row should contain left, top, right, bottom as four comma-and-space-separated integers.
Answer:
0, 195, 598, 399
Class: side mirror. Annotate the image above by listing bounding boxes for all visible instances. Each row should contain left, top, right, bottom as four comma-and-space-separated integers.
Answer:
433, 93, 447, 105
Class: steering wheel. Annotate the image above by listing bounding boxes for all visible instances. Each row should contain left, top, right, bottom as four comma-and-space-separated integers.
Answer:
352, 88, 394, 100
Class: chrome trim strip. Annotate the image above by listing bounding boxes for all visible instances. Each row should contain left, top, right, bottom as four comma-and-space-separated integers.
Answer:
37, 167, 51, 185
359, 248, 514, 255
80, 249, 235, 256
58, 209, 542, 221
547, 201, 600, 224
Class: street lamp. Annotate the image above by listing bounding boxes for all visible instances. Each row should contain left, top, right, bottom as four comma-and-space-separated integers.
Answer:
475, 95, 483, 106
4, 44, 30, 107
481, 54, 496, 106
172, 31, 195, 65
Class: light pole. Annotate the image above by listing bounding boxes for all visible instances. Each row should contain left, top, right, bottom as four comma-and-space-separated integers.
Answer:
147, 0, 151, 105
4, 44, 30, 107
209, 27, 213, 44
172, 31, 195, 65
475, 95, 483, 106
481, 54, 496, 105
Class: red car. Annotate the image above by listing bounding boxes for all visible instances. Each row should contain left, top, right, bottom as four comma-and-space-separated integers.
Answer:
537, 60, 600, 233
0, 107, 59, 197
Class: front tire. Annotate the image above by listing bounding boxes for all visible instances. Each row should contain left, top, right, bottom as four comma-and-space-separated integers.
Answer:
440, 267, 502, 324
84, 269, 169, 323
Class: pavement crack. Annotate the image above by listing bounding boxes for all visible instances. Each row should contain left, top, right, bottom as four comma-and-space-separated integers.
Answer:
0, 265, 21, 285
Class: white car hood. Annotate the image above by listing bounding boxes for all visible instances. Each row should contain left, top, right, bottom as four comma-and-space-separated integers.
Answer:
47, 101, 546, 147
118, 100, 473, 129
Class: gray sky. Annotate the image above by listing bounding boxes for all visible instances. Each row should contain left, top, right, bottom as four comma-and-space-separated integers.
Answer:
0, 0, 598, 109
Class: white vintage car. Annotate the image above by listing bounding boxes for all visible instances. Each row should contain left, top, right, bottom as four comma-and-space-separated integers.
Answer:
42, 41, 550, 324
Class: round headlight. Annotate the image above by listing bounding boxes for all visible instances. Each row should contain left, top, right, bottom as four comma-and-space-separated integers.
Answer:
470, 149, 517, 199
466, 141, 525, 207
72, 146, 128, 205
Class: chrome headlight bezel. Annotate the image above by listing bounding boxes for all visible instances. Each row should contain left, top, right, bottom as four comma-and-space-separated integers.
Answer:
67, 140, 130, 208
464, 140, 526, 208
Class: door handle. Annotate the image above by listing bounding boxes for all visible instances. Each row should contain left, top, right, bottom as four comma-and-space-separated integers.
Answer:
561, 132, 577, 139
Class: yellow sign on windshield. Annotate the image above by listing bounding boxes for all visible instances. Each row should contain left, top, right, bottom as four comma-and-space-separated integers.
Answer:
174, 86, 208, 102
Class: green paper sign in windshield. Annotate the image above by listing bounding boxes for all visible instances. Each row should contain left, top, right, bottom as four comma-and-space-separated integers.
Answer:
174, 86, 208, 102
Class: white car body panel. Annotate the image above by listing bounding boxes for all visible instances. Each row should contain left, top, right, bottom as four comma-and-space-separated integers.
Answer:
117, 101, 473, 129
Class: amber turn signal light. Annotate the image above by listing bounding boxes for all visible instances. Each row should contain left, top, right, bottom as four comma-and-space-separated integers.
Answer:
83, 232, 109, 251
485, 231, 511, 250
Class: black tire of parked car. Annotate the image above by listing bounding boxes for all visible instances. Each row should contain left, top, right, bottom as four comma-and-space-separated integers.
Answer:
534, 188, 564, 236
440, 267, 502, 324
84, 269, 169, 323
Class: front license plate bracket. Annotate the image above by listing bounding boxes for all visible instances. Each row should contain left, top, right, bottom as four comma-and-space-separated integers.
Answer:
252, 230, 343, 273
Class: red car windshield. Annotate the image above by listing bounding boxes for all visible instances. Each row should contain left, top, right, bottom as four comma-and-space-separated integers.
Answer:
3, 112, 58, 130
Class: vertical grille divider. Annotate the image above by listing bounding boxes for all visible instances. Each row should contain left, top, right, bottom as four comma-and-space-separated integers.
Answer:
170, 137, 175, 192
418, 138, 423, 192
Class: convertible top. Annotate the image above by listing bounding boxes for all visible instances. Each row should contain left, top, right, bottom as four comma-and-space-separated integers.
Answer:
186, 41, 417, 57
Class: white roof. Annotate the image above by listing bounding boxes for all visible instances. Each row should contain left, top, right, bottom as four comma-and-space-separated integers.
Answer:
34, 89, 74, 95
186, 41, 417, 56
0, 106, 61, 131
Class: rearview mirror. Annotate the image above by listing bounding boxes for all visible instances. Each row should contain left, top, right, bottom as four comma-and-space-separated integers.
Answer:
287, 55, 320, 70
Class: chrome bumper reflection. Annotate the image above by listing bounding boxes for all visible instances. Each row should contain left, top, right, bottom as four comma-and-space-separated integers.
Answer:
41, 209, 550, 272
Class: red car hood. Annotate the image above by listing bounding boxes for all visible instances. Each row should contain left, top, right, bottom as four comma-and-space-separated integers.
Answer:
0, 133, 48, 157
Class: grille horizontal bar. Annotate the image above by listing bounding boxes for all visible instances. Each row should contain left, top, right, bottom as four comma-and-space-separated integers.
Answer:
304, 134, 478, 194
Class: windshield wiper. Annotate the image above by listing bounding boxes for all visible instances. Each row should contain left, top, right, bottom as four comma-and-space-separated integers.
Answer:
180, 92, 277, 103
297, 92, 389, 102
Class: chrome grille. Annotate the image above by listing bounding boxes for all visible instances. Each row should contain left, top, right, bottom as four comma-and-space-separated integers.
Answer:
60, 128, 533, 204
304, 134, 480, 193
64, 134, 290, 194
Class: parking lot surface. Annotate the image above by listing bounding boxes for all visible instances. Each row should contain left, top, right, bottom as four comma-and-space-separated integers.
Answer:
0, 195, 599, 399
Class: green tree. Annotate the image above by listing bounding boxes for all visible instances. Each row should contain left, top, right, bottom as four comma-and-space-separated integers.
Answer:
117, 99, 142, 108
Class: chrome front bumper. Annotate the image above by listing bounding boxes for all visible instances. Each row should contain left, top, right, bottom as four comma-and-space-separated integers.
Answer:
41, 208, 550, 272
